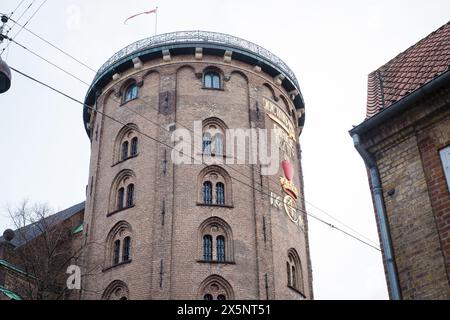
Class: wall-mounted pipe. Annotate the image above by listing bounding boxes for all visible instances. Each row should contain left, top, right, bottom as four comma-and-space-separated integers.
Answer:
352, 133, 402, 300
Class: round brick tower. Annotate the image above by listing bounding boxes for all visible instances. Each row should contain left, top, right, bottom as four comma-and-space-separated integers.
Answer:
81, 31, 312, 300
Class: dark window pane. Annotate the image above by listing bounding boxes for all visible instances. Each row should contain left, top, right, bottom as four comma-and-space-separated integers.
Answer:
212, 74, 220, 89
203, 134, 212, 155
214, 133, 223, 155
122, 141, 129, 161
204, 74, 212, 88
125, 84, 138, 102
217, 236, 225, 262
203, 181, 212, 204
113, 240, 121, 265
292, 266, 297, 289
123, 236, 131, 262
203, 235, 212, 261
217, 295, 226, 301
216, 183, 225, 205
131, 137, 138, 156
287, 262, 291, 287
203, 294, 213, 301
118, 188, 125, 210
127, 184, 135, 207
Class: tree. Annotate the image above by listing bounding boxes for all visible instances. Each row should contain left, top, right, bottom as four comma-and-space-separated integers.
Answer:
5, 200, 86, 300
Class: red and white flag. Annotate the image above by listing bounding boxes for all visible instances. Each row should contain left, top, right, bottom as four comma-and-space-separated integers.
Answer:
124, 7, 158, 24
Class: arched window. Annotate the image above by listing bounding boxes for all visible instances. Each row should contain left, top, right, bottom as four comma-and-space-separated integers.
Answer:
117, 188, 125, 211
102, 280, 130, 300
114, 124, 140, 164
198, 217, 234, 263
203, 235, 213, 261
287, 249, 304, 294
122, 141, 129, 161
109, 170, 136, 215
131, 137, 138, 157
127, 184, 135, 207
113, 240, 121, 265
105, 221, 133, 269
202, 118, 227, 157
216, 183, 225, 206
198, 275, 234, 300
123, 236, 131, 262
124, 83, 139, 102
203, 182, 213, 204
198, 166, 232, 207
217, 236, 225, 262
204, 71, 221, 89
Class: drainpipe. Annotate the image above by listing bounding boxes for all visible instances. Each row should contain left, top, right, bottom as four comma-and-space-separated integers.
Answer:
352, 133, 402, 300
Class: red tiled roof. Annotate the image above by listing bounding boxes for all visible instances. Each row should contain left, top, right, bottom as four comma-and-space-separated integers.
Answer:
366, 21, 450, 118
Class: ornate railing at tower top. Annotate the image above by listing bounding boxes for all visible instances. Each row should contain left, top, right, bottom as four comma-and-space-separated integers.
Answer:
95, 30, 299, 87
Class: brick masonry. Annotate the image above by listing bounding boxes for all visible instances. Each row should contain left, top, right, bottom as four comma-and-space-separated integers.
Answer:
80, 53, 313, 300
361, 86, 450, 299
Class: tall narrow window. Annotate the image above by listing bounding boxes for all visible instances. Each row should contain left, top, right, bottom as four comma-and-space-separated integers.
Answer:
287, 262, 291, 287
292, 266, 297, 289
217, 236, 225, 262
127, 184, 135, 207
214, 134, 224, 156
203, 235, 213, 261
124, 83, 139, 102
117, 188, 125, 210
203, 182, 213, 204
131, 137, 138, 157
203, 294, 213, 301
203, 133, 212, 155
123, 236, 131, 262
122, 141, 129, 161
204, 72, 221, 89
217, 295, 226, 301
216, 183, 225, 205
113, 240, 121, 265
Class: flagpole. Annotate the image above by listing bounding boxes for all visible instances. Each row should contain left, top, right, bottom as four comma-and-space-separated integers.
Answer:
155, 7, 158, 36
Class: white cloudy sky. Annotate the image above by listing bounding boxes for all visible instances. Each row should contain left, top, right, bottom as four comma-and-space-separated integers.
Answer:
0, 0, 448, 300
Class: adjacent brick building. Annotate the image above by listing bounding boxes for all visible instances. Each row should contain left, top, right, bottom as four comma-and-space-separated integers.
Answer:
79, 31, 312, 300
0, 202, 85, 300
350, 21, 450, 299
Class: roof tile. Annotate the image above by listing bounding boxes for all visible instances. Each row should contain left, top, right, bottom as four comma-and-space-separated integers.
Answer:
366, 21, 450, 118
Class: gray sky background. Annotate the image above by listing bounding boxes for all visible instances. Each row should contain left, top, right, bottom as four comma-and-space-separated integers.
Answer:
0, 0, 449, 300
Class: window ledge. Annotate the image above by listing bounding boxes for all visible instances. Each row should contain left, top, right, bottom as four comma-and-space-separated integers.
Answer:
197, 260, 236, 265
196, 203, 234, 209
102, 260, 132, 273
288, 285, 306, 299
112, 154, 139, 167
120, 97, 138, 106
107, 205, 136, 217
202, 87, 224, 91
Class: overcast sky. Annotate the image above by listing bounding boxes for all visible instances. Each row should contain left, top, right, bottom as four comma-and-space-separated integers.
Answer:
0, 0, 449, 300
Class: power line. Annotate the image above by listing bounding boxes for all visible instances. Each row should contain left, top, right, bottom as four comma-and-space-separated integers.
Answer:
1, 18, 381, 249
1, 0, 36, 39
1, 0, 47, 56
2, 24, 380, 249
9, 65, 381, 252
2, 14, 97, 73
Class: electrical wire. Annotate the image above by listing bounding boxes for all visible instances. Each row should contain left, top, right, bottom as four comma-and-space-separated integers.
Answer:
1, 0, 47, 56
2, 23, 380, 249
9, 65, 382, 253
